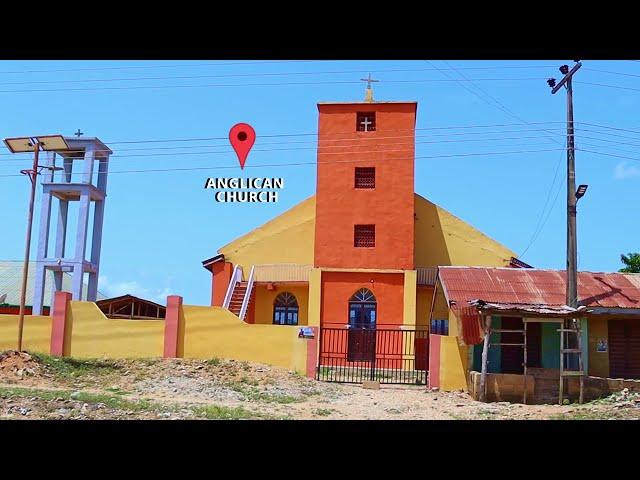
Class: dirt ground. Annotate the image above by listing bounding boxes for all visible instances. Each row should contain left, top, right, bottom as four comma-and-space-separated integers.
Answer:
1, 351, 639, 420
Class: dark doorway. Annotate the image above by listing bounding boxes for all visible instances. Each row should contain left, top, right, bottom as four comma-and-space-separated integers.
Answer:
347, 289, 376, 362
609, 319, 640, 379
500, 317, 542, 374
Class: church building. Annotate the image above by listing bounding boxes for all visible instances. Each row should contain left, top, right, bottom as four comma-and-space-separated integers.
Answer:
202, 85, 518, 382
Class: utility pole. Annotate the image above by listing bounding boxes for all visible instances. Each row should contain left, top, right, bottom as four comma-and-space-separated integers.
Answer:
548, 61, 582, 308
548, 62, 587, 403
16, 142, 40, 351
3, 135, 69, 351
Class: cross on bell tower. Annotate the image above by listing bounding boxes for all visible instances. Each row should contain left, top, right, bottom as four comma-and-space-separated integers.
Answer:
360, 73, 379, 103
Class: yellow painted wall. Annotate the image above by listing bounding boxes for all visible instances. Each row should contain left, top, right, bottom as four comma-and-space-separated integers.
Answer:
3, 302, 310, 374
219, 196, 316, 271
308, 268, 321, 327
69, 302, 164, 358
403, 270, 417, 326
414, 194, 515, 268
431, 285, 451, 321
416, 287, 434, 326
0, 314, 51, 353
253, 284, 309, 325
587, 317, 609, 378
218, 194, 513, 274
440, 336, 469, 391
182, 305, 307, 373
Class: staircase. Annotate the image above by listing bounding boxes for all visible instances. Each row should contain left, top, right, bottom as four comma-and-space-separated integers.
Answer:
229, 282, 248, 316
222, 265, 256, 322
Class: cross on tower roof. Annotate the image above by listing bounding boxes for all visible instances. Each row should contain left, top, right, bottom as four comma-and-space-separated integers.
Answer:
360, 73, 379, 103
74, 129, 84, 138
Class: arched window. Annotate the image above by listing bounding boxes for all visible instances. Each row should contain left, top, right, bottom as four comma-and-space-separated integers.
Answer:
349, 288, 377, 329
273, 292, 299, 325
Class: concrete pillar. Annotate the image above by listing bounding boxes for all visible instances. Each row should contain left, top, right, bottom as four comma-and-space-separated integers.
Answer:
54, 199, 68, 259
71, 185, 91, 301
305, 326, 320, 378
163, 295, 185, 358
402, 270, 417, 327
50, 291, 73, 356
307, 268, 322, 327
87, 199, 105, 301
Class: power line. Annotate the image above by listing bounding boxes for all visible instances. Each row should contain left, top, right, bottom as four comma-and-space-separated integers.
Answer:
579, 121, 640, 136
0, 123, 570, 160
429, 60, 566, 261
583, 67, 640, 78
577, 148, 640, 162
518, 145, 565, 258
0, 60, 313, 75
0, 68, 555, 87
0, 141, 567, 170
575, 81, 640, 93
0, 132, 571, 167
520, 163, 566, 259
0, 77, 548, 95
0, 148, 566, 178
0, 62, 559, 76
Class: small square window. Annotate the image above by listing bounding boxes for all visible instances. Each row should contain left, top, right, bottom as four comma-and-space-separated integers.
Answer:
355, 167, 375, 189
354, 224, 375, 248
356, 112, 376, 132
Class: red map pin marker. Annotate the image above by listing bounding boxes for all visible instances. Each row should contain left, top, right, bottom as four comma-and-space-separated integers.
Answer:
229, 123, 256, 170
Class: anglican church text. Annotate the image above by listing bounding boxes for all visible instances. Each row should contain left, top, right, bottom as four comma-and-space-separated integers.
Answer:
204, 177, 284, 203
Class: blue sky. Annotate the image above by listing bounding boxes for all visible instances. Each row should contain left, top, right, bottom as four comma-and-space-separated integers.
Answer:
0, 60, 638, 305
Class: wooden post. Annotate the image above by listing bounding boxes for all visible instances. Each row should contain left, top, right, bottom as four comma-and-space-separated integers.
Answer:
480, 315, 492, 402
523, 320, 528, 405
577, 317, 584, 404
559, 323, 564, 405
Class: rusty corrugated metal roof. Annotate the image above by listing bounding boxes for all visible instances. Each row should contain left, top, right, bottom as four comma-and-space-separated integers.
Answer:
439, 266, 640, 310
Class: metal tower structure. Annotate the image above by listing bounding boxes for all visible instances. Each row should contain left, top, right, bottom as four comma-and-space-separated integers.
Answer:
32, 136, 112, 314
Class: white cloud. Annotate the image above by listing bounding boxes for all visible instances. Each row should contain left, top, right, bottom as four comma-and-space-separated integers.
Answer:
98, 275, 175, 304
613, 161, 640, 180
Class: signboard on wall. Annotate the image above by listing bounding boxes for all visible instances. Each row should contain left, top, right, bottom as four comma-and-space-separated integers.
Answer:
298, 327, 315, 339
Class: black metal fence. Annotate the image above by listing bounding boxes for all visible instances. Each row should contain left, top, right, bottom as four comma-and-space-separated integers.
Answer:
316, 327, 429, 385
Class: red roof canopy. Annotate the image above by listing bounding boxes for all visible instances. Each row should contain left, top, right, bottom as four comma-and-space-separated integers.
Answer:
438, 267, 640, 345
439, 267, 640, 310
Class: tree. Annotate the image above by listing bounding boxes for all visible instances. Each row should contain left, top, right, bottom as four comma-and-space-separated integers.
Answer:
619, 253, 640, 273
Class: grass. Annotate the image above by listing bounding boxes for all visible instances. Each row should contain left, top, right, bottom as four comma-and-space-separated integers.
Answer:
0, 385, 273, 419
240, 376, 259, 387
0, 386, 70, 402
313, 408, 334, 417
549, 411, 620, 420
0, 385, 158, 412
191, 404, 263, 420
205, 358, 222, 366
228, 382, 302, 404
105, 386, 132, 396
30, 352, 122, 380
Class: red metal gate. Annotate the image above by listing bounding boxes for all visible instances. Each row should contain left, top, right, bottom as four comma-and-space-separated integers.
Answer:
317, 327, 429, 384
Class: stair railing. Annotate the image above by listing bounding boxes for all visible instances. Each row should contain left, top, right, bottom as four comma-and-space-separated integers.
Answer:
222, 265, 243, 309
238, 265, 255, 322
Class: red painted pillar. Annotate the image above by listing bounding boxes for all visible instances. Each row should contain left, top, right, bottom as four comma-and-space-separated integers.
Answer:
163, 295, 185, 358
211, 262, 233, 306
50, 291, 73, 356
305, 326, 320, 378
